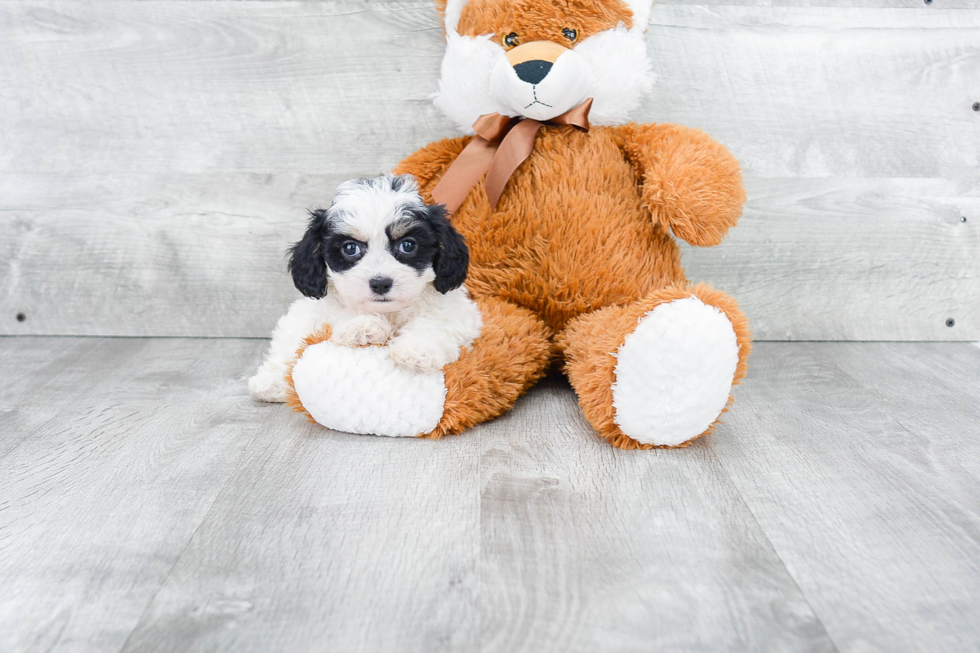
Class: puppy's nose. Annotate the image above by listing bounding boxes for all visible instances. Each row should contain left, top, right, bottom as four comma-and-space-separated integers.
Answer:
369, 276, 393, 295
513, 60, 553, 85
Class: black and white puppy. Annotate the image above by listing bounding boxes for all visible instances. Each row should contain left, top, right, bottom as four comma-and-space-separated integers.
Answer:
249, 174, 482, 402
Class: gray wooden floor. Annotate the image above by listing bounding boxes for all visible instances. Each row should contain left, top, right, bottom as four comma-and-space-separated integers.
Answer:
1, 337, 978, 652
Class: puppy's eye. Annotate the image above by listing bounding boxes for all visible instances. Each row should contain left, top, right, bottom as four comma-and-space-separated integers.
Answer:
341, 242, 361, 257
562, 28, 577, 42
398, 239, 417, 254
503, 32, 519, 48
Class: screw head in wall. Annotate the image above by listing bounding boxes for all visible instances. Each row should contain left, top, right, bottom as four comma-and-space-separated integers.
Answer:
946, 318, 955, 327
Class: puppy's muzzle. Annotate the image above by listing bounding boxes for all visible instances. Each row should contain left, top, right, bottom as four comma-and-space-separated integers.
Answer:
506, 41, 569, 85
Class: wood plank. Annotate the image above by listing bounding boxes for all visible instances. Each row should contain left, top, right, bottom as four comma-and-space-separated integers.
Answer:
118, 372, 834, 652
118, 385, 482, 651
0, 3, 978, 179
658, 0, 980, 6
3, 338, 979, 650
475, 375, 836, 653
0, 1, 447, 176
2, 173, 975, 339
0, 337, 210, 460
28, 0, 979, 6
0, 337, 286, 653
684, 177, 980, 341
2, 2, 978, 340
46, 0, 980, 7
0, 336, 108, 457
713, 342, 980, 651
647, 6, 980, 179
0, 173, 308, 339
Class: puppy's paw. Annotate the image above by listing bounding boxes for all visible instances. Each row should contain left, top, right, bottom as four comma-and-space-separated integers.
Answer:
387, 336, 449, 374
249, 370, 288, 403
332, 315, 393, 347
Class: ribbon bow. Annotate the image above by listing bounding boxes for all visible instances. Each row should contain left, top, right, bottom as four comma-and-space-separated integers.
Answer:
431, 98, 593, 214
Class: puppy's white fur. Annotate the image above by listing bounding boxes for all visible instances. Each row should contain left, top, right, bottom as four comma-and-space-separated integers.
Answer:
249, 177, 482, 403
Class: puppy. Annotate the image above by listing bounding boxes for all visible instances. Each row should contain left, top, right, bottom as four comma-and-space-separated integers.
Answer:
249, 174, 482, 403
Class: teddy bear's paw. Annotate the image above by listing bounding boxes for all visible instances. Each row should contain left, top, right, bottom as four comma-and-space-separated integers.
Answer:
248, 369, 288, 403
612, 296, 739, 447
332, 315, 394, 348
290, 341, 447, 437
387, 336, 450, 375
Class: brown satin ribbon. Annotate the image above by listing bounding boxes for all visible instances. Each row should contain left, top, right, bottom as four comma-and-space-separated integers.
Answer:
431, 98, 593, 213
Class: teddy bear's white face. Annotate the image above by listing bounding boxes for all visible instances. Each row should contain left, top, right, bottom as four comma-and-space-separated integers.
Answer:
434, 0, 655, 133
487, 39, 593, 122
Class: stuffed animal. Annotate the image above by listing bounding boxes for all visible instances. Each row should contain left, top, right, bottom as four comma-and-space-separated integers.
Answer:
287, 0, 751, 449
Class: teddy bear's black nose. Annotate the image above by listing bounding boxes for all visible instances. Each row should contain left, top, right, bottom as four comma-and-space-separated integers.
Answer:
369, 276, 393, 295
513, 60, 553, 85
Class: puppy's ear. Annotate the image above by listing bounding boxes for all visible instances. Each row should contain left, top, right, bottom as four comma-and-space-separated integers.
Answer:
425, 204, 469, 294
288, 208, 330, 298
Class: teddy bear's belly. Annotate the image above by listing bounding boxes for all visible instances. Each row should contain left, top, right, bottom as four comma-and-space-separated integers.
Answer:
459, 128, 686, 333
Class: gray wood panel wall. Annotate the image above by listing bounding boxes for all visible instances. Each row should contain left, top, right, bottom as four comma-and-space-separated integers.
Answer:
1, 1, 978, 340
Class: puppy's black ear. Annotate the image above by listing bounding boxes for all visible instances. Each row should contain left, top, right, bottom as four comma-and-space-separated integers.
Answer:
288, 209, 330, 298
425, 204, 469, 294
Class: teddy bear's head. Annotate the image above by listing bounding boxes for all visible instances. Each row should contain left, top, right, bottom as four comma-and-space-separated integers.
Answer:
433, 0, 654, 133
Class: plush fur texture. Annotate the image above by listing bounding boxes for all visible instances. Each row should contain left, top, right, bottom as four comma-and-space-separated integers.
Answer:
249, 175, 482, 403
557, 284, 751, 449
285, 297, 553, 438
292, 339, 449, 437
286, 0, 751, 447
396, 124, 745, 335
424, 296, 553, 438
434, 0, 654, 131
612, 296, 740, 446
285, 324, 333, 419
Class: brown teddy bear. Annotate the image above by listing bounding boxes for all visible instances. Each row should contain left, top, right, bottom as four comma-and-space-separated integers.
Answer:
286, 0, 751, 449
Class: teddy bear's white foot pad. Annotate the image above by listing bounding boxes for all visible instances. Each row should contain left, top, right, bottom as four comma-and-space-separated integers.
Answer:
291, 342, 447, 438
612, 297, 739, 447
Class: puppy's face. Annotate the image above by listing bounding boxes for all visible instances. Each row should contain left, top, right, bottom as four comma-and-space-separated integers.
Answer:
323, 203, 442, 314
289, 175, 469, 314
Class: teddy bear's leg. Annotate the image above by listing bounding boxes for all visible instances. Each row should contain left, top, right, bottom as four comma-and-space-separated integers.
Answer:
424, 296, 553, 438
287, 323, 451, 437
287, 297, 553, 438
557, 283, 751, 449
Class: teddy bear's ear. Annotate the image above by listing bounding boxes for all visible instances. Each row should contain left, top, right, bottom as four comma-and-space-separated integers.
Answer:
438, 0, 651, 35
621, 0, 653, 32
437, 0, 468, 34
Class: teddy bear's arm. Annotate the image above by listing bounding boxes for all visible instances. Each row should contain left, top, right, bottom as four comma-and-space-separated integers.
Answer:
393, 135, 474, 203
611, 123, 747, 248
